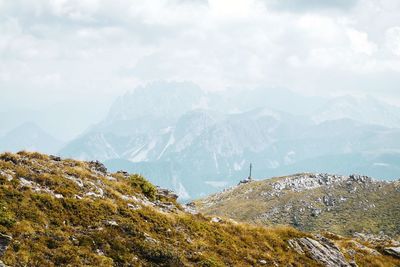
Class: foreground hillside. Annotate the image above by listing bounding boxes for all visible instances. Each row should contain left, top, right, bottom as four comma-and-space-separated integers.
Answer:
195, 173, 400, 239
0, 152, 399, 266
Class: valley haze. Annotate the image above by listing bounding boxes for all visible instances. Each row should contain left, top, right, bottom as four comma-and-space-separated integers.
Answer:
2, 81, 400, 199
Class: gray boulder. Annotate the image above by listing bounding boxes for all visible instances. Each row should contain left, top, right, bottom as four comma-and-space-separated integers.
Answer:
89, 160, 108, 174
0, 233, 11, 256
0, 233, 12, 267
384, 247, 400, 258
288, 236, 350, 267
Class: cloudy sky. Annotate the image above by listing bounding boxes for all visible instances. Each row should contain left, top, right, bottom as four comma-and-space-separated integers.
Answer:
1, 0, 400, 139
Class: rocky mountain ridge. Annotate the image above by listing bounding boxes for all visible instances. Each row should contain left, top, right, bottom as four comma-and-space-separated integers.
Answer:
195, 173, 400, 239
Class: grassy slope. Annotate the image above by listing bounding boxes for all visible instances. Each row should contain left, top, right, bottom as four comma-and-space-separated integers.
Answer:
0, 152, 317, 266
0, 152, 398, 266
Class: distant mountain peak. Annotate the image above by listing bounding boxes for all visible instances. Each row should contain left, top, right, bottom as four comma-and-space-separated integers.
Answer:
0, 122, 62, 154
106, 81, 205, 122
312, 95, 400, 128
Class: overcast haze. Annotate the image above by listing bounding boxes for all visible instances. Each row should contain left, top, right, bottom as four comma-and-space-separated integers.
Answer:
1, 0, 400, 139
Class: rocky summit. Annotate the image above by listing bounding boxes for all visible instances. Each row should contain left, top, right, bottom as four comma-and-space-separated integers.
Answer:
194, 173, 400, 239
0, 152, 399, 266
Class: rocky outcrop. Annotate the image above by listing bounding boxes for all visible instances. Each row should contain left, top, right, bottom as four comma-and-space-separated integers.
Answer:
0, 233, 12, 266
156, 187, 178, 201
272, 173, 348, 193
384, 247, 400, 259
270, 173, 377, 194
349, 174, 373, 183
288, 235, 350, 267
353, 232, 399, 247
346, 240, 381, 256
0, 233, 12, 256
49, 155, 62, 161
89, 160, 108, 174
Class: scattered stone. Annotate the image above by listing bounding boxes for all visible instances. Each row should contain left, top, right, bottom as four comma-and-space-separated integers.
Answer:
127, 203, 141, 210
105, 220, 119, 227
323, 195, 336, 206
89, 160, 108, 174
271, 173, 348, 193
18, 177, 63, 198
349, 174, 373, 183
258, 259, 267, 265
155, 201, 177, 213
269, 173, 376, 195
117, 171, 130, 178
144, 233, 159, 244
124, 195, 155, 207
49, 155, 61, 161
85, 191, 103, 198
347, 240, 381, 256
19, 177, 34, 187
311, 208, 322, 217
0, 170, 13, 182
353, 232, 398, 246
96, 249, 104, 256
210, 217, 223, 223
239, 176, 253, 185
183, 202, 198, 215
349, 261, 358, 267
347, 249, 356, 258
157, 187, 178, 201
85, 181, 104, 198
64, 175, 84, 187
105, 175, 117, 181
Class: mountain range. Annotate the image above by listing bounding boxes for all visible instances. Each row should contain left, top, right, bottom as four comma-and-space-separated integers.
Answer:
58, 81, 400, 199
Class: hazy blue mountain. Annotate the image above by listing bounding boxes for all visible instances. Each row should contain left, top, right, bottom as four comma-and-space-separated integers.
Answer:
210, 87, 327, 115
312, 95, 400, 128
0, 122, 63, 154
97, 81, 206, 135
60, 83, 400, 199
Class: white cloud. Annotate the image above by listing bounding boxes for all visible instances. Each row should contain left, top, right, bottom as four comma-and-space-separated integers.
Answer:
385, 26, 400, 56
0, 0, 399, 89
50, 0, 100, 21
346, 28, 377, 55
209, 0, 257, 19
1, 0, 400, 138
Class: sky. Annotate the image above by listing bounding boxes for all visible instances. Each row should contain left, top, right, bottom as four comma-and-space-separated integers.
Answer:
1, 0, 400, 139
